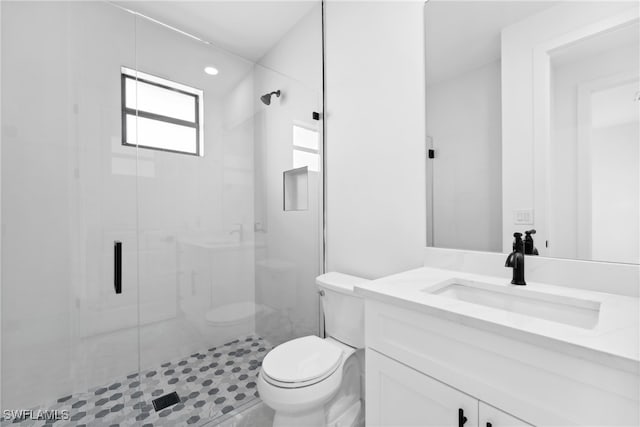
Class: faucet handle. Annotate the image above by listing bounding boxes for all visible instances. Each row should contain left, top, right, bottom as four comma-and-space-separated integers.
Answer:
525, 229, 536, 236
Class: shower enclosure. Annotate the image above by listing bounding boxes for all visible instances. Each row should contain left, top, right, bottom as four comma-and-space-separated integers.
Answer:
1, 1, 323, 425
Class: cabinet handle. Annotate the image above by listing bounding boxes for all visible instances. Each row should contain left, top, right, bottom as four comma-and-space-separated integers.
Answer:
458, 408, 468, 427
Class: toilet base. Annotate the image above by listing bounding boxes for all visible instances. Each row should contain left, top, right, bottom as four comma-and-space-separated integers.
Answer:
273, 407, 324, 427
271, 400, 362, 427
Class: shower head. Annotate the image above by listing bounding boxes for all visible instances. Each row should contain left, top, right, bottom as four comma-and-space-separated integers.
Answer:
260, 90, 281, 105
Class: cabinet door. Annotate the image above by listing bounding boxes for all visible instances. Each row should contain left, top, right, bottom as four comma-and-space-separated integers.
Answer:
479, 402, 533, 427
367, 349, 478, 427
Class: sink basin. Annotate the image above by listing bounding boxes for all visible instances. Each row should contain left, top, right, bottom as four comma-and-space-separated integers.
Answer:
424, 278, 601, 329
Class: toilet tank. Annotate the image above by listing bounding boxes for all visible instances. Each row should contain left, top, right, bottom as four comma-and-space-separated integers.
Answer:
316, 272, 369, 349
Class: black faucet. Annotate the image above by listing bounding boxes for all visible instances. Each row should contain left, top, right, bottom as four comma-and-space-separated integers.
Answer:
505, 232, 526, 285
524, 229, 539, 255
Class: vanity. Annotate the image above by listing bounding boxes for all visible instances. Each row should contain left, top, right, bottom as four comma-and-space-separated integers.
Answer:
403, 1, 640, 424
355, 249, 639, 427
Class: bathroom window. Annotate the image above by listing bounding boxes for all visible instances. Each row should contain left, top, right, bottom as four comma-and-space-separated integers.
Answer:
121, 67, 204, 156
292, 124, 319, 172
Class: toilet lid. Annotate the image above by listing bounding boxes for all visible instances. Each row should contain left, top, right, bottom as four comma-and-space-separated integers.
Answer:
261, 336, 343, 384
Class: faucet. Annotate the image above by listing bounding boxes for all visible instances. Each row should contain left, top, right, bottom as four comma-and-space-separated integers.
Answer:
229, 223, 244, 242
524, 229, 539, 255
505, 232, 526, 285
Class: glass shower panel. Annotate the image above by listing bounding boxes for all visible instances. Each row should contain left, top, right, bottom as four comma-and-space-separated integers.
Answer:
132, 14, 263, 424
2, 1, 323, 425
253, 65, 323, 348
1, 1, 139, 422
132, 9, 323, 423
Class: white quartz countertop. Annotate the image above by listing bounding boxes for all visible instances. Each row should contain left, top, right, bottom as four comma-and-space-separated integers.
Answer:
355, 267, 640, 373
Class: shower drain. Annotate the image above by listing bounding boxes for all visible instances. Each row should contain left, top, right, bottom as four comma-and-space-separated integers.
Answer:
152, 391, 181, 412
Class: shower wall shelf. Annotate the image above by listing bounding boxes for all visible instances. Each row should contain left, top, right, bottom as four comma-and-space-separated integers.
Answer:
283, 166, 309, 211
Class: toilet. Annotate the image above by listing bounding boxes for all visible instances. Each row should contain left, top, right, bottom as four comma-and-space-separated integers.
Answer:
257, 272, 368, 427
180, 297, 268, 347
203, 301, 265, 344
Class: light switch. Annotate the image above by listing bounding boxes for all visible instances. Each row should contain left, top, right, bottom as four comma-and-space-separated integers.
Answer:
513, 209, 534, 225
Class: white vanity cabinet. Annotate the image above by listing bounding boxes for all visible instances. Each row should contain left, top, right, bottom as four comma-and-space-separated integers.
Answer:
367, 349, 478, 427
363, 298, 639, 426
367, 349, 531, 427
479, 402, 532, 427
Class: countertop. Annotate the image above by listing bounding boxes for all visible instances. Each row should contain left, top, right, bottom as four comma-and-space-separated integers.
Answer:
355, 266, 640, 373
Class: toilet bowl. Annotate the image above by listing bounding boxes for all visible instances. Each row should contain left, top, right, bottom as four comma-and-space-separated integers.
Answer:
257, 273, 369, 427
204, 301, 268, 346
181, 298, 266, 346
205, 301, 260, 327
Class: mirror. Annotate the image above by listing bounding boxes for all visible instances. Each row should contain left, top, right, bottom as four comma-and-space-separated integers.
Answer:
425, 0, 639, 264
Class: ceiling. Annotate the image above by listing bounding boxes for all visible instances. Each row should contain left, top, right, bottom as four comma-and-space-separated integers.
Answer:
425, 1, 558, 85
113, 1, 318, 62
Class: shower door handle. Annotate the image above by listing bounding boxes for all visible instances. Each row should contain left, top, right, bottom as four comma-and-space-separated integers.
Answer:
114, 241, 122, 294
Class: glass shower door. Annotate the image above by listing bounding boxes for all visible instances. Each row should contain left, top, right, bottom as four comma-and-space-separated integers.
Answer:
1, 1, 141, 424
2, 2, 324, 425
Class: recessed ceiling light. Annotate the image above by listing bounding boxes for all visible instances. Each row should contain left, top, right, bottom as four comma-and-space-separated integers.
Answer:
204, 66, 219, 76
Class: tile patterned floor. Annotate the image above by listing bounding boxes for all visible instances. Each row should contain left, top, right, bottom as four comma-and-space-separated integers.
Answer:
2, 335, 272, 427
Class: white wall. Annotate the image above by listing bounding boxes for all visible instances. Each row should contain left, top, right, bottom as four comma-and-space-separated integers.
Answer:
427, 60, 502, 252
325, 1, 426, 279
258, 4, 322, 92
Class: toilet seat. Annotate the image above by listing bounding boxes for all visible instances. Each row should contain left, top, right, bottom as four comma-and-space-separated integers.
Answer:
261, 364, 341, 389
261, 336, 343, 389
